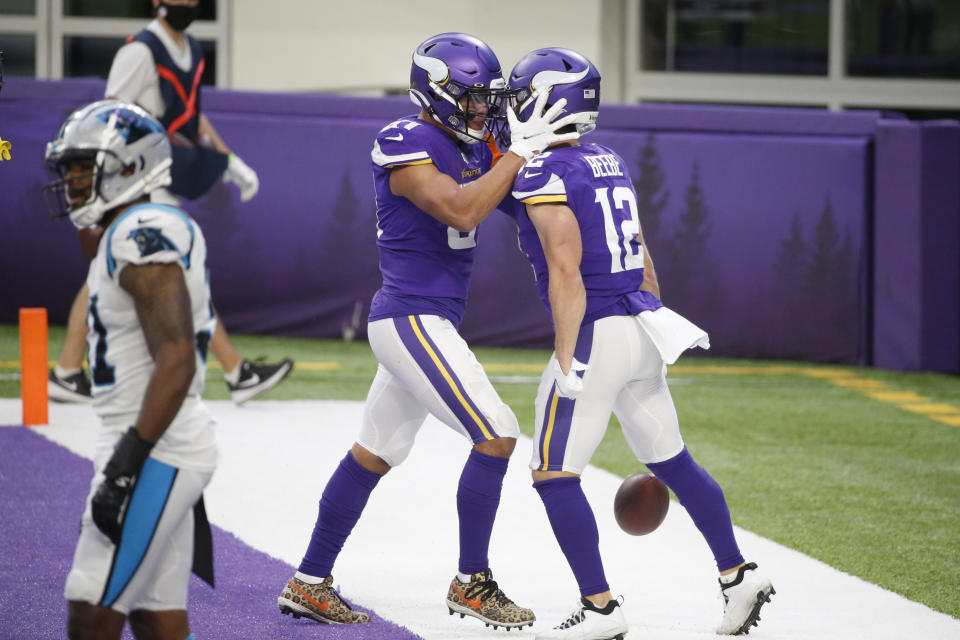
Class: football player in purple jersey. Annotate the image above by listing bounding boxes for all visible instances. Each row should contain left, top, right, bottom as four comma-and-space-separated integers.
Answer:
503, 49, 775, 639
277, 33, 579, 629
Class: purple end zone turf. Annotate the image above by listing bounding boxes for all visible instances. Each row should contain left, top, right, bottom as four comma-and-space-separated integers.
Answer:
0, 427, 423, 640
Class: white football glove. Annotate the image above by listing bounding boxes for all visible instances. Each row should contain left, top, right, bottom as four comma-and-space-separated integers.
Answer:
548, 357, 589, 399
223, 153, 259, 202
507, 91, 581, 161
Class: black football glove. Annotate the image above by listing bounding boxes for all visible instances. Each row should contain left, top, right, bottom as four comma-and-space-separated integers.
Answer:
91, 427, 153, 545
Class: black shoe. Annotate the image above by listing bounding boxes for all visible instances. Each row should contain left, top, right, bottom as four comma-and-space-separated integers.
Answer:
48, 368, 92, 403
226, 358, 293, 404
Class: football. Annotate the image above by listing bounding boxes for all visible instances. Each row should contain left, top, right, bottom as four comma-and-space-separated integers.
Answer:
614, 472, 669, 536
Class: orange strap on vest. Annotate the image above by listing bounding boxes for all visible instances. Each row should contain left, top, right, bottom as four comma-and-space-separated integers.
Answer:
154, 58, 206, 136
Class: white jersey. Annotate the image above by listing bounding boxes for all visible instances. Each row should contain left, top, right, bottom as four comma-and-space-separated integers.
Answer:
86, 202, 217, 472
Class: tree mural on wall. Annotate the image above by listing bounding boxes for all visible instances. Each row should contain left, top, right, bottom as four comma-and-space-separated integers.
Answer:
805, 197, 859, 360
632, 134, 677, 290
633, 134, 671, 245
326, 170, 380, 338
767, 198, 860, 362
770, 212, 813, 355
666, 162, 722, 328
292, 170, 380, 337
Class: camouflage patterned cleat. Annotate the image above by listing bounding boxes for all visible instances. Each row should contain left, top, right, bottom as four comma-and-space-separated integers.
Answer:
446, 569, 536, 630
278, 575, 370, 625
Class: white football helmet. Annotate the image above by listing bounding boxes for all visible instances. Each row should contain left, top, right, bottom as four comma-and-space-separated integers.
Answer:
43, 100, 172, 228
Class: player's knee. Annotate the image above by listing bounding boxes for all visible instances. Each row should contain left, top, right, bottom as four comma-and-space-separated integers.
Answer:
474, 436, 516, 459
67, 602, 123, 640
350, 443, 392, 476
129, 608, 190, 640
531, 469, 580, 483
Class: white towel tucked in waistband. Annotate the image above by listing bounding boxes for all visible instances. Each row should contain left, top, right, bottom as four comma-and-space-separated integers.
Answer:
635, 306, 710, 365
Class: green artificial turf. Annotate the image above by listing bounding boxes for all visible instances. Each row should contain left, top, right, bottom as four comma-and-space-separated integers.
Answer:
2, 325, 958, 618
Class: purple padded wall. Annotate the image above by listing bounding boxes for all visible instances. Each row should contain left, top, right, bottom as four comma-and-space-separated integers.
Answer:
1, 78, 957, 370
873, 121, 960, 372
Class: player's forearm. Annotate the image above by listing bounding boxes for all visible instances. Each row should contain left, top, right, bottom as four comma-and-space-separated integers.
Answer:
135, 343, 195, 443
639, 242, 661, 299
121, 263, 197, 443
198, 114, 230, 154
548, 269, 586, 373
447, 152, 525, 231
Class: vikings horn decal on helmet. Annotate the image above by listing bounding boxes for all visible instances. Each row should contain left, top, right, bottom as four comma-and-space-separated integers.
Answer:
509, 48, 601, 137
409, 32, 508, 145
42, 100, 172, 228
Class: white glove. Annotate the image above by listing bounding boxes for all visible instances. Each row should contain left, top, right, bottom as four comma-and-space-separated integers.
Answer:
548, 357, 589, 399
507, 91, 581, 161
223, 153, 259, 202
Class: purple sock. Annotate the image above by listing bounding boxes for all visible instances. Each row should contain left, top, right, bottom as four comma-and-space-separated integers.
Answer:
534, 477, 609, 597
298, 451, 381, 578
647, 447, 745, 571
457, 449, 508, 575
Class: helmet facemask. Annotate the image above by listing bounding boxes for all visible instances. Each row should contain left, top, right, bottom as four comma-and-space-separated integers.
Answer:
408, 33, 509, 146
42, 149, 125, 228
412, 77, 509, 145
42, 101, 173, 228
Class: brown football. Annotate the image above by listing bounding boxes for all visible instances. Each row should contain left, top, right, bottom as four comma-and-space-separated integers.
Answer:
77, 226, 103, 261
614, 472, 670, 536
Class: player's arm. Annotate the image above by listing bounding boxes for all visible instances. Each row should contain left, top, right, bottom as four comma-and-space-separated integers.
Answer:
119, 262, 196, 443
391, 93, 580, 232
197, 113, 230, 153
199, 113, 259, 201
390, 152, 525, 232
105, 42, 153, 104
526, 202, 585, 373
91, 261, 196, 544
639, 238, 661, 299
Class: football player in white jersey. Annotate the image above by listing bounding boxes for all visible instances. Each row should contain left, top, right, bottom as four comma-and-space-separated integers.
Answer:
44, 100, 217, 640
47, 0, 293, 407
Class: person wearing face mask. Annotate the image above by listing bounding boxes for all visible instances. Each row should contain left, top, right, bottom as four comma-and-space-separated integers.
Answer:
48, 0, 294, 409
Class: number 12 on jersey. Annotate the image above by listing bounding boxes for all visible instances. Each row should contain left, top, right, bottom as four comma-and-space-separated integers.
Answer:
595, 186, 644, 273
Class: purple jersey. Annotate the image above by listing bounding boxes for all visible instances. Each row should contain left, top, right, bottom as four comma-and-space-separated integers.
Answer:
368, 115, 493, 327
506, 143, 662, 323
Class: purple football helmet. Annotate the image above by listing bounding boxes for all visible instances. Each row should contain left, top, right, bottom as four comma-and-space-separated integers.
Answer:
509, 48, 601, 136
409, 32, 508, 145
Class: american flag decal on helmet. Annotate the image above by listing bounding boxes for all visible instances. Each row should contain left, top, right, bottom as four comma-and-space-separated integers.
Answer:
583, 89, 595, 99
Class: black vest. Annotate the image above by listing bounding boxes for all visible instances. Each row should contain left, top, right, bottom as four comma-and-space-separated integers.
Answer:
132, 29, 204, 141
130, 29, 228, 199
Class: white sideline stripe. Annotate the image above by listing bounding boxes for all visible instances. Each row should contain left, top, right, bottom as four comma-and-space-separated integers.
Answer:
8, 399, 959, 640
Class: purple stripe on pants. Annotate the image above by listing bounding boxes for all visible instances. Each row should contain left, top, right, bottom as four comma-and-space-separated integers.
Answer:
538, 322, 595, 470
393, 315, 495, 443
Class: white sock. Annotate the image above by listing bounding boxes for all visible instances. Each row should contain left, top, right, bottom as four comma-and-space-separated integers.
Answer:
457, 572, 473, 583
54, 365, 82, 378
720, 568, 743, 584
223, 362, 243, 384
294, 571, 326, 584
